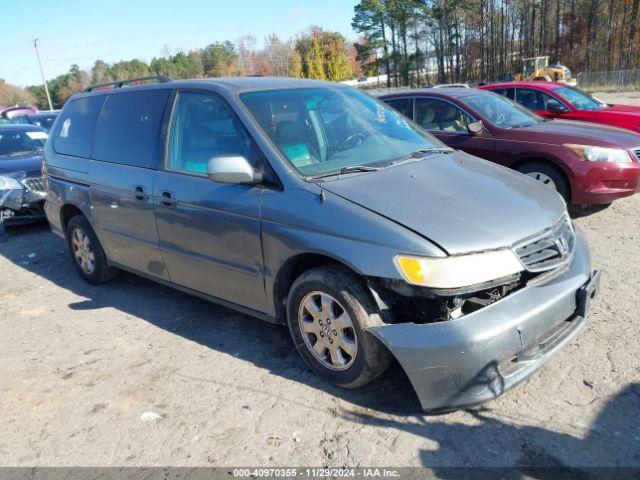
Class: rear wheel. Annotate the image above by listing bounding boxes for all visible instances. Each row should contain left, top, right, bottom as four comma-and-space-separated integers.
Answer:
517, 161, 569, 202
286, 265, 392, 388
66, 215, 118, 284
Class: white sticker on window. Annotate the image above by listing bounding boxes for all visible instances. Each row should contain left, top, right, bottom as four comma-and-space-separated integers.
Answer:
60, 118, 71, 138
25, 131, 48, 140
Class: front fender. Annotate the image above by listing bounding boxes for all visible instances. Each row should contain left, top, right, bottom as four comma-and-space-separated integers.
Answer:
260, 186, 445, 318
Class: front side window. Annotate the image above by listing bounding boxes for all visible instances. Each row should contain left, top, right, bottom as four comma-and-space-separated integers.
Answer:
167, 92, 260, 175
93, 89, 170, 168
553, 86, 605, 111
515, 88, 564, 111
240, 87, 442, 176
414, 98, 472, 132
0, 129, 47, 156
464, 92, 542, 128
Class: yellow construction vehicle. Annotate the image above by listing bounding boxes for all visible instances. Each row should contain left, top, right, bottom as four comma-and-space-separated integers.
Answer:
518, 56, 577, 86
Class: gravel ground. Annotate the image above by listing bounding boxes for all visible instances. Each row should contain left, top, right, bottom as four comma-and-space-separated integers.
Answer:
1, 93, 639, 468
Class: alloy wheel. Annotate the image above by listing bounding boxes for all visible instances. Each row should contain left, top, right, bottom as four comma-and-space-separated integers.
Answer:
71, 227, 96, 275
297, 291, 358, 371
526, 171, 558, 191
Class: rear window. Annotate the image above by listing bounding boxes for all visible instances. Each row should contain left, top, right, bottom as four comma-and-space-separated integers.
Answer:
53, 96, 105, 158
92, 90, 170, 168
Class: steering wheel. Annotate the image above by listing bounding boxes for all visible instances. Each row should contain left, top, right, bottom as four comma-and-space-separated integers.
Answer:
338, 133, 366, 150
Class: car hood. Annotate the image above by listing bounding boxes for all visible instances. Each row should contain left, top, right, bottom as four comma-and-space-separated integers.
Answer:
511, 119, 640, 148
605, 104, 640, 114
0, 152, 42, 176
319, 151, 566, 255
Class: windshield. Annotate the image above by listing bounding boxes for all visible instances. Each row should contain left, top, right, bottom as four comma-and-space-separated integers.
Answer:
0, 129, 47, 156
553, 86, 605, 111
464, 91, 543, 128
240, 87, 443, 176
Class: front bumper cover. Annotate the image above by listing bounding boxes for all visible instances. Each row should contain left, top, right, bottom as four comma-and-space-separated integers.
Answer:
368, 227, 597, 412
0, 171, 46, 229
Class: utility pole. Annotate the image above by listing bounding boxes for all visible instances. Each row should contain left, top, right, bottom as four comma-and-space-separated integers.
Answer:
32, 38, 53, 111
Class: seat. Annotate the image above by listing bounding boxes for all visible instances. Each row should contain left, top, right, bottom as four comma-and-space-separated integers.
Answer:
518, 91, 538, 110
439, 105, 465, 132
275, 121, 317, 167
416, 105, 439, 130
182, 125, 219, 174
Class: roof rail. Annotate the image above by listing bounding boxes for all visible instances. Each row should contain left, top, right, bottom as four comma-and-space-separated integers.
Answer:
83, 75, 172, 92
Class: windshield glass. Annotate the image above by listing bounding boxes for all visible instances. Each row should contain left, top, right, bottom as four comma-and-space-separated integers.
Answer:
240, 87, 443, 176
553, 86, 605, 110
0, 129, 47, 156
464, 91, 543, 128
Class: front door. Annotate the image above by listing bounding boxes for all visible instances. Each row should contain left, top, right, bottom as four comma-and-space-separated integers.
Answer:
414, 97, 495, 160
514, 87, 569, 118
153, 90, 266, 312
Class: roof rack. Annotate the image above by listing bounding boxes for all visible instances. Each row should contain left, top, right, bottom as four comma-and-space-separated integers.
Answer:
83, 75, 172, 92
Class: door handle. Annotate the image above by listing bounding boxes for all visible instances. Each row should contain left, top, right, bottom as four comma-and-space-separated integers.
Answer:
160, 190, 177, 207
133, 185, 148, 201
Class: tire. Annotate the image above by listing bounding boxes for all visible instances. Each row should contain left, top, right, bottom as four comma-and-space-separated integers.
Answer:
66, 215, 119, 284
286, 264, 392, 388
517, 161, 570, 202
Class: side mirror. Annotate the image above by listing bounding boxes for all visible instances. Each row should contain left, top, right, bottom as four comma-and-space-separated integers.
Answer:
548, 105, 568, 114
467, 120, 485, 135
206, 155, 263, 184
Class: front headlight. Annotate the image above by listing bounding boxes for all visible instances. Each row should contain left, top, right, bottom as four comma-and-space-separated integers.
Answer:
565, 144, 633, 163
0, 175, 23, 191
394, 249, 524, 289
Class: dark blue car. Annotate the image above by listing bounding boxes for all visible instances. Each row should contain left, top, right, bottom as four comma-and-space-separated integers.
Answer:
0, 124, 47, 232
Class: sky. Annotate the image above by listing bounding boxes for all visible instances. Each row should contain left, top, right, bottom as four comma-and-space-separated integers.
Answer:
0, 0, 358, 87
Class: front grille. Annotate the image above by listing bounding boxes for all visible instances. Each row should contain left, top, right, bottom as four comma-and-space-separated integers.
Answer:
22, 177, 45, 193
514, 215, 575, 272
632, 148, 640, 162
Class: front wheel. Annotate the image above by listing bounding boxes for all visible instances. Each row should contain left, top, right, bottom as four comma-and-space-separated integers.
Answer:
286, 265, 392, 388
517, 161, 569, 202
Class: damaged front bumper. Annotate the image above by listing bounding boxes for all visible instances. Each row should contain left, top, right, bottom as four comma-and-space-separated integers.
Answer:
0, 172, 46, 229
368, 227, 598, 412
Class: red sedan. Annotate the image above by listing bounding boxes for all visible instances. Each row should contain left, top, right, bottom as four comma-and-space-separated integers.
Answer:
480, 81, 640, 133
379, 88, 640, 205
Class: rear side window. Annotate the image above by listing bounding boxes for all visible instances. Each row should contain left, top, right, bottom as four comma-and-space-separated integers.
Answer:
53, 95, 105, 158
384, 98, 413, 118
92, 90, 170, 168
491, 87, 515, 100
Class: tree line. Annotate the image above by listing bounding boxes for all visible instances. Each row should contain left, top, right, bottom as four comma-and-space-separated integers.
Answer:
20, 27, 358, 110
6, 2, 640, 110
352, 0, 640, 87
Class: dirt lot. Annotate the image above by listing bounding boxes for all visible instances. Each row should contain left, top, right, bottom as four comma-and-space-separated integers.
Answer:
1, 93, 639, 468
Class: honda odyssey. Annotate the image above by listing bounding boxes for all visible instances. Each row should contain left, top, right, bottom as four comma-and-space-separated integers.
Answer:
44, 77, 599, 411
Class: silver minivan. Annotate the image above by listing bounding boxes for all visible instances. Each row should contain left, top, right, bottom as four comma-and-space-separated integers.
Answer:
44, 77, 600, 411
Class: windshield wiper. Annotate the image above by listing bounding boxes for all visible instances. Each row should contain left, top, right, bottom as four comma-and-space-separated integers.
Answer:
308, 165, 383, 180
391, 147, 454, 166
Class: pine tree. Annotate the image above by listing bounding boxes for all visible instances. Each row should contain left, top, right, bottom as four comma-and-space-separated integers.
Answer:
307, 37, 326, 80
